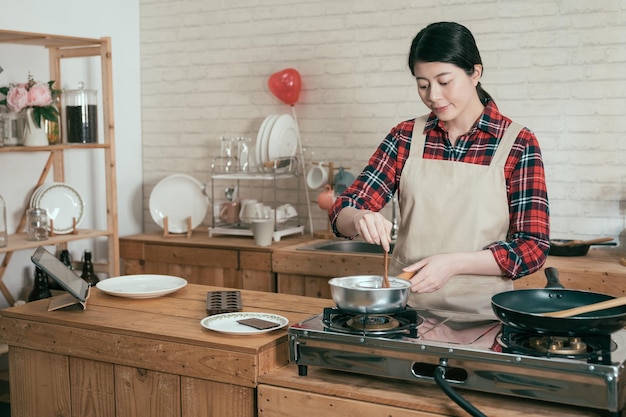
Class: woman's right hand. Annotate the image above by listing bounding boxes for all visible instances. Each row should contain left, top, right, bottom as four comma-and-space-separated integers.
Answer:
352, 210, 393, 252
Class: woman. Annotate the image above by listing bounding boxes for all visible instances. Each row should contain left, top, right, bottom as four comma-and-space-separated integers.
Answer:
330, 22, 550, 316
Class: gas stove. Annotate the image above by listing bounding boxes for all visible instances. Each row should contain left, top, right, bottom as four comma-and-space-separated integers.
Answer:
289, 307, 626, 416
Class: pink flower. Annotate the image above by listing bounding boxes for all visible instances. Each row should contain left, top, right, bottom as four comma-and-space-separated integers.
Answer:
6, 85, 29, 113
27, 83, 52, 107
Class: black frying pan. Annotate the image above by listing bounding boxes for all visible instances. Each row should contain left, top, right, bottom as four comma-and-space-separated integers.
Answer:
491, 267, 626, 336
549, 238, 616, 256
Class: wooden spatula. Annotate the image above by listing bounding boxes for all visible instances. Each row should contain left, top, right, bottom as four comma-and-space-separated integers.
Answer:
382, 251, 390, 288
541, 296, 626, 318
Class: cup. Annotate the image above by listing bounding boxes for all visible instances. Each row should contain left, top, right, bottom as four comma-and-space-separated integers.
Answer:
251, 218, 274, 246
277, 203, 298, 219
239, 201, 269, 223
317, 184, 336, 211
219, 201, 240, 224
306, 162, 328, 190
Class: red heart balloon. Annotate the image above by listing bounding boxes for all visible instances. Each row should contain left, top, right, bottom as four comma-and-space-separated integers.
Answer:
268, 68, 301, 105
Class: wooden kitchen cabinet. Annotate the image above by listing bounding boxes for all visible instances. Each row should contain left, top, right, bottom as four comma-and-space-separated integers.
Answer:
0, 30, 119, 306
119, 233, 312, 292
258, 365, 609, 417
0, 284, 333, 417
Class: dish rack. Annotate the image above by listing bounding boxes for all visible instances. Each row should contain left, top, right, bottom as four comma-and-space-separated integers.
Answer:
208, 157, 306, 242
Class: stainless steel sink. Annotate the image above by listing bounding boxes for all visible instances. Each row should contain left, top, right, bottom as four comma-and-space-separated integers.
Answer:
297, 240, 393, 254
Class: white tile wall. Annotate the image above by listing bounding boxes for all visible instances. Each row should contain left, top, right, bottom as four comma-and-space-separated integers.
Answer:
139, 0, 626, 241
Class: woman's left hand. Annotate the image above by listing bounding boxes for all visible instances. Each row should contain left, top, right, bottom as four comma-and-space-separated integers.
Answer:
403, 254, 456, 293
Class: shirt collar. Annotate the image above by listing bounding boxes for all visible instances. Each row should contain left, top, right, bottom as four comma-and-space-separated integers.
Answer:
423, 100, 505, 138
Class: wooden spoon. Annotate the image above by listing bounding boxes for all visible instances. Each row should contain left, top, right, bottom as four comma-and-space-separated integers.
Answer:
550, 237, 614, 247
382, 251, 390, 288
541, 296, 626, 318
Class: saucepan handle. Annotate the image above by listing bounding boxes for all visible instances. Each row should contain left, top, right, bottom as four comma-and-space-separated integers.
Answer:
544, 267, 565, 289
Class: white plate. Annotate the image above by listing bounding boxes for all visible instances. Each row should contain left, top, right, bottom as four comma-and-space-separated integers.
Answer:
30, 183, 48, 208
267, 114, 298, 161
36, 182, 85, 234
200, 312, 289, 335
257, 114, 279, 166
149, 174, 208, 233
96, 274, 188, 299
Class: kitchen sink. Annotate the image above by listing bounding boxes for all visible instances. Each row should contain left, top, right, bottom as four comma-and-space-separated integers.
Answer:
297, 240, 393, 254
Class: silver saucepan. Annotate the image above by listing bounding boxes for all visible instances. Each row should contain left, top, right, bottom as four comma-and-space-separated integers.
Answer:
329, 275, 411, 314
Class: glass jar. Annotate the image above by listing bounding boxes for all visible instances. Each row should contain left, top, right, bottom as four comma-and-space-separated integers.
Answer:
1, 111, 26, 146
63, 82, 98, 143
0, 194, 7, 247
26, 208, 49, 241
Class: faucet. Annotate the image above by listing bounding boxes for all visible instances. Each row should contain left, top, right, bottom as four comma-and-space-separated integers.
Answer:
391, 194, 399, 241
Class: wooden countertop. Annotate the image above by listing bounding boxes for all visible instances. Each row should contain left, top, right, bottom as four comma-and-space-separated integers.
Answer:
119, 230, 314, 252
0, 284, 333, 387
259, 365, 609, 417
0, 283, 617, 416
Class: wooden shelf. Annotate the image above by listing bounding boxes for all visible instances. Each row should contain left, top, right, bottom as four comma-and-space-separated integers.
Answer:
0, 29, 119, 307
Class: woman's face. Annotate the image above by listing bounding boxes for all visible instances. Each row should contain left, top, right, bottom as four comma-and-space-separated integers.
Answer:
413, 61, 482, 124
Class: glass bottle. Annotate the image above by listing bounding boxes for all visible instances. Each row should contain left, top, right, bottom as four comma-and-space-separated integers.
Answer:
48, 249, 73, 290
28, 267, 52, 302
0, 193, 7, 248
81, 250, 99, 286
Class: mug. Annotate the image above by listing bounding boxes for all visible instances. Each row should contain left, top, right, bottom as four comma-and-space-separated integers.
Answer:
219, 201, 240, 224
317, 184, 336, 211
240, 201, 269, 223
277, 203, 298, 219
306, 162, 328, 190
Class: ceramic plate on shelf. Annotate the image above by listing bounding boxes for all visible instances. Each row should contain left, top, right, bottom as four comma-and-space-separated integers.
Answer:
36, 182, 85, 234
96, 274, 188, 299
267, 114, 298, 161
149, 174, 208, 233
200, 312, 289, 335
257, 114, 279, 166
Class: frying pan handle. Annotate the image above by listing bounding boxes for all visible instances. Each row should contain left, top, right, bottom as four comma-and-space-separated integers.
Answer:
544, 267, 565, 289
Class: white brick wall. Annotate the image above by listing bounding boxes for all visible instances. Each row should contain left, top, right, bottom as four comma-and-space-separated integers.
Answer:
140, 0, 626, 242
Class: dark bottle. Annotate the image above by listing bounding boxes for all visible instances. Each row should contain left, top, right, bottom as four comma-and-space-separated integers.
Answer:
81, 250, 99, 286
48, 249, 72, 290
28, 267, 52, 302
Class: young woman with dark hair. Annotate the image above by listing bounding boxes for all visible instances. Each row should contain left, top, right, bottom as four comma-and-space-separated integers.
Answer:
330, 22, 550, 315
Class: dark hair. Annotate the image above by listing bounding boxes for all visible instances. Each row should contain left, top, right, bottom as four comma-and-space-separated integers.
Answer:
407, 22, 492, 102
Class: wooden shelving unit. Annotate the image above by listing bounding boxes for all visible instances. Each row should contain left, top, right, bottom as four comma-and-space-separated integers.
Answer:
0, 30, 119, 306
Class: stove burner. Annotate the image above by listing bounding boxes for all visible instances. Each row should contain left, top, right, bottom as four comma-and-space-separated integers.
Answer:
528, 335, 587, 355
321, 307, 421, 337
346, 314, 400, 331
500, 325, 616, 364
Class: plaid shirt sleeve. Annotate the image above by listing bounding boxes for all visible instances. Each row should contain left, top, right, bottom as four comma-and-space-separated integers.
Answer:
329, 102, 550, 280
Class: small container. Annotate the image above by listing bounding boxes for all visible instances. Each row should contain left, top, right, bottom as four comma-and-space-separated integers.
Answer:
64, 82, 98, 143
26, 208, 49, 241
0, 194, 7, 247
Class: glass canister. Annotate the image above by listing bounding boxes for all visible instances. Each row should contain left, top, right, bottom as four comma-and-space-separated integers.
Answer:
64, 82, 98, 143
0, 194, 7, 247
1, 111, 26, 146
26, 208, 49, 241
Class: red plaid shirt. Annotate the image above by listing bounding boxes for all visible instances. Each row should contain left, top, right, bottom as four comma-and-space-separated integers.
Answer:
330, 101, 550, 279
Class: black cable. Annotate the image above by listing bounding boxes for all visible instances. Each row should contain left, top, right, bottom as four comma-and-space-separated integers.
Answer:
434, 366, 487, 417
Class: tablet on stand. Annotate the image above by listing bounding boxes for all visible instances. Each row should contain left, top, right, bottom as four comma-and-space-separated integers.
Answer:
31, 246, 91, 311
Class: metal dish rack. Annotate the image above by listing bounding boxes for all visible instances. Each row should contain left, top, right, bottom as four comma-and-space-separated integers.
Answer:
208, 157, 305, 242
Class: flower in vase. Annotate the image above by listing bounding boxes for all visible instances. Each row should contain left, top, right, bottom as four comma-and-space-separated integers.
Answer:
0, 73, 60, 128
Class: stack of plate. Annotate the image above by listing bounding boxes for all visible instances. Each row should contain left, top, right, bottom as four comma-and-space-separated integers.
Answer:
31, 182, 85, 234
149, 174, 209, 233
252, 113, 299, 170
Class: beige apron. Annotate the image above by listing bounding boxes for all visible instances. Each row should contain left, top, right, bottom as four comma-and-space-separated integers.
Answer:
390, 115, 523, 316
